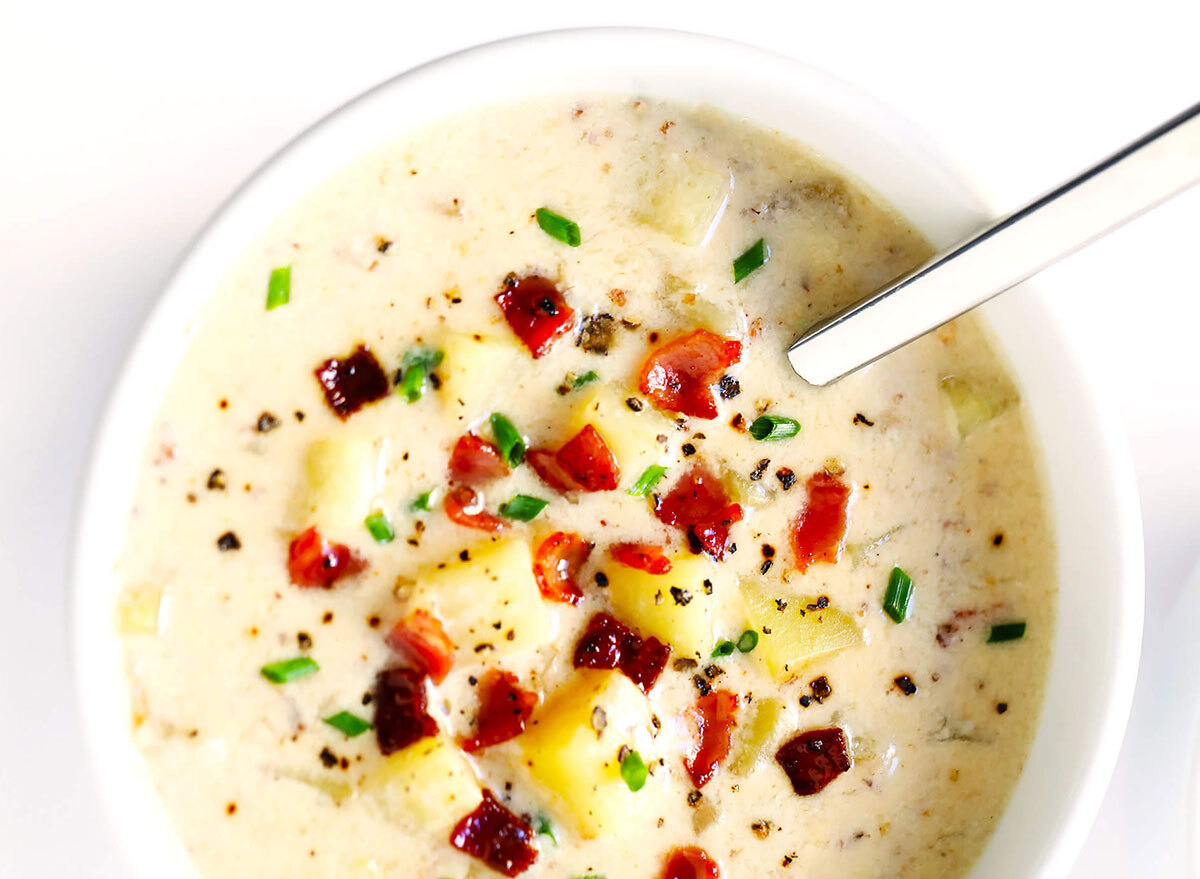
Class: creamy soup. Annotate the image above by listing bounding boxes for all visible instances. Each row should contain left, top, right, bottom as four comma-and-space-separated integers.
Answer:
115, 96, 1055, 879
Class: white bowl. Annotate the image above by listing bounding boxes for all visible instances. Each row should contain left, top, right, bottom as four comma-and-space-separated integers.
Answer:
71, 27, 1144, 879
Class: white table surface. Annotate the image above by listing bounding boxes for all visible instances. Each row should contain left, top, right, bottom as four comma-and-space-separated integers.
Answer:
3, 1, 1198, 876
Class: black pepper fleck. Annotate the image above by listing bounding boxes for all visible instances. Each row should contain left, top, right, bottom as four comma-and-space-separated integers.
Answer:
256, 412, 281, 433
318, 747, 338, 768
799, 694, 812, 708
893, 674, 918, 696
775, 468, 797, 490
216, 531, 241, 551
760, 559, 774, 575
996, 701, 1009, 714
670, 587, 692, 606
750, 458, 770, 481
297, 632, 313, 650
809, 675, 832, 703
718, 375, 741, 400
207, 469, 226, 490
594, 571, 609, 588
625, 397, 645, 412
853, 412, 875, 427
692, 675, 712, 696
681, 442, 696, 456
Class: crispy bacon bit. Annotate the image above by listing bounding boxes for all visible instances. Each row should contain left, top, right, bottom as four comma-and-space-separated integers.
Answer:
662, 846, 721, 879
655, 466, 743, 560
450, 789, 538, 876
449, 434, 509, 485
528, 425, 620, 493
573, 612, 670, 694
638, 329, 742, 419
791, 471, 851, 571
533, 532, 591, 605
444, 485, 507, 532
684, 690, 739, 788
611, 542, 673, 574
287, 526, 366, 588
385, 609, 455, 684
775, 727, 851, 796
314, 344, 389, 419
494, 273, 576, 359
373, 666, 437, 755
461, 669, 539, 753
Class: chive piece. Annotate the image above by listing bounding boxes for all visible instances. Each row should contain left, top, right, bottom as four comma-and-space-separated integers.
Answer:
398, 363, 426, 403
883, 567, 914, 623
396, 346, 444, 404
323, 710, 372, 737
499, 494, 549, 522
736, 629, 760, 653
536, 816, 557, 845
572, 370, 600, 389
536, 207, 582, 247
410, 489, 434, 512
748, 415, 800, 441
733, 238, 770, 282
266, 266, 291, 310
988, 621, 1027, 643
712, 640, 735, 658
260, 656, 319, 684
628, 465, 668, 497
364, 511, 395, 544
620, 749, 648, 792
490, 413, 526, 466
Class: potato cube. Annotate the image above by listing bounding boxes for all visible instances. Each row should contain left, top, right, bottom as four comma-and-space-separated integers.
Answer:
363, 735, 481, 829
939, 375, 1013, 439
300, 434, 386, 543
570, 386, 670, 489
440, 333, 520, 423
116, 583, 164, 635
729, 697, 794, 776
606, 553, 726, 658
633, 150, 733, 246
742, 585, 861, 678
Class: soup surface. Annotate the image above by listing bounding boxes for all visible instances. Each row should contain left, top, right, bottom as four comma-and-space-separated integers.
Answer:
116, 96, 1055, 879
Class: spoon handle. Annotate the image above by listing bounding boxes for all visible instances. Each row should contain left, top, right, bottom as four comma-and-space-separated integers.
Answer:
787, 101, 1200, 386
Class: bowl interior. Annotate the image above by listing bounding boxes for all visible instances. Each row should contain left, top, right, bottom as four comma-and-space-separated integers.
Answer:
71, 28, 1143, 879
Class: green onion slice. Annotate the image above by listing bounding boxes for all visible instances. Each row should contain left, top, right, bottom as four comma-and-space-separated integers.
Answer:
398, 363, 426, 403
883, 567, 914, 623
260, 656, 319, 684
748, 415, 800, 441
736, 629, 760, 653
711, 640, 735, 658
619, 749, 648, 792
987, 621, 1027, 643
364, 511, 395, 544
572, 370, 600, 389
536, 207, 582, 247
628, 465, 667, 497
397, 346, 444, 404
499, 494, 548, 522
323, 710, 372, 737
266, 266, 291, 310
733, 238, 770, 282
536, 816, 557, 845
410, 489, 435, 512
490, 413, 526, 466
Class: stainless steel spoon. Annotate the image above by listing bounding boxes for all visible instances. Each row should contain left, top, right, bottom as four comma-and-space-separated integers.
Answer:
787, 102, 1200, 385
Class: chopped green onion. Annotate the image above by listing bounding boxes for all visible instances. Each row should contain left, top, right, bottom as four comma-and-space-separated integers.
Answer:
410, 489, 435, 512
711, 640, 735, 658
619, 749, 648, 792
628, 465, 668, 497
536, 207, 582, 247
572, 370, 600, 388
733, 238, 769, 282
266, 266, 291, 310
396, 346, 444, 404
398, 363, 427, 403
736, 629, 760, 653
748, 415, 800, 441
490, 413, 526, 466
323, 710, 372, 737
260, 656, 319, 684
988, 621, 1027, 643
499, 494, 549, 522
883, 567, 914, 623
364, 511, 395, 544
536, 816, 557, 845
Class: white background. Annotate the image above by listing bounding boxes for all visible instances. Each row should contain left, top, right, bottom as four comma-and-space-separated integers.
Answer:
3, 1, 1198, 876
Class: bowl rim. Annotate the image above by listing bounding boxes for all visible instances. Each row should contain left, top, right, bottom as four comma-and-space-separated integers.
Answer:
69, 25, 1144, 879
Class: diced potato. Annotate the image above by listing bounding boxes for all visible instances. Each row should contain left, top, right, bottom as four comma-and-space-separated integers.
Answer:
116, 583, 164, 635
440, 333, 521, 422
520, 670, 653, 838
606, 554, 727, 658
301, 434, 386, 542
407, 538, 558, 658
663, 274, 747, 338
570, 386, 670, 488
280, 771, 354, 805
633, 150, 733, 246
939, 375, 1013, 439
363, 735, 481, 829
742, 585, 861, 678
729, 697, 794, 776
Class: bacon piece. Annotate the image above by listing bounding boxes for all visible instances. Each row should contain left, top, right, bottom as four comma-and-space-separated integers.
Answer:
573, 612, 670, 694
525, 448, 580, 493
611, 542, 673, 575
385, 609, 455, 684
449, 434, 508, 485
662, 847, 721, 879
775, 727, 852, 796
654, 466, 743, 560
494, 273, 576, 359
684, 690, 739, 788
533, 532, 591, 605
287, 526, 366, 588
444, 485, 507, 532
373, 666, 437, 755
461, 670, 539, 753
314, 344, 389, 419
791, 471, 851, 572
449, 789, 538, 877
638, 329, 742, 419
528, 425, 620, 493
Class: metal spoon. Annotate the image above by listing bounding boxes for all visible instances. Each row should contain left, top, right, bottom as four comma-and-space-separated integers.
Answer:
787, 102, 1200, 386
